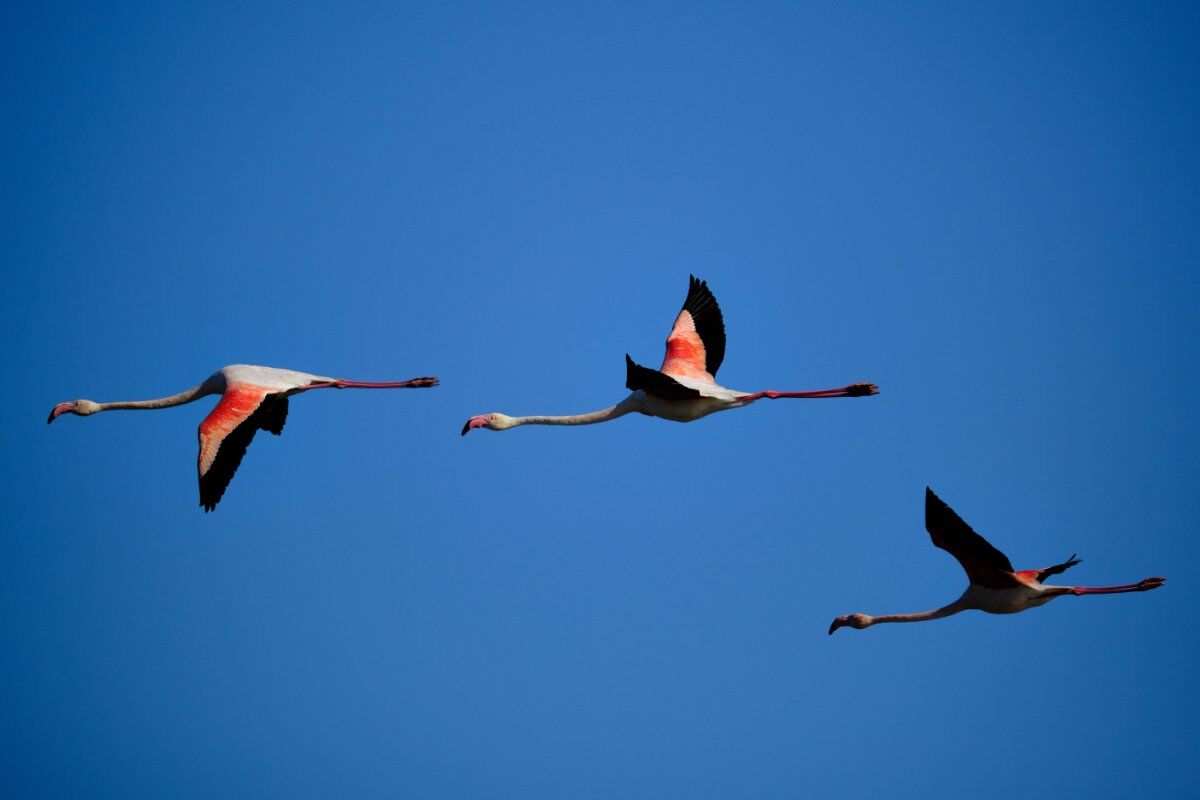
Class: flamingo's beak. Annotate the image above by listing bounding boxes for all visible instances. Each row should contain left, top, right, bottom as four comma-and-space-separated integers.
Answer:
461, 416, 489, 436
47, 402, 74, 424
828, 617, 846, 635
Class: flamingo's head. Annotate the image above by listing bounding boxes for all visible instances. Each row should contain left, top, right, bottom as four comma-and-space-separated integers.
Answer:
461, 413, 517, 436
828, 613, 872, 635
47, 399, 100, 424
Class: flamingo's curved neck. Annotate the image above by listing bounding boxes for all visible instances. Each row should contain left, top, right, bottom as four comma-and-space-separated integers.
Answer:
97, 384, 212, 412
869, 599, 968, 627
511, 400, 636, 428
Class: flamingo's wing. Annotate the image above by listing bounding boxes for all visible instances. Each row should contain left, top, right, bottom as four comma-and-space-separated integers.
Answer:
626, 355, 703, 400
260, 396, 289, 436
197, 385, 285, 512
1028, 554, 1081, 583
925, 487, 1020, 589
660, 275, 726, 383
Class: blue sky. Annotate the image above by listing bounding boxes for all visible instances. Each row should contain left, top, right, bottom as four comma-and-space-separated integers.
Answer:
3, 1, 1198, 796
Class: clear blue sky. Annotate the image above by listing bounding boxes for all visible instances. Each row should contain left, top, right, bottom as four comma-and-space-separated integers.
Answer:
3, 2, 1198, 796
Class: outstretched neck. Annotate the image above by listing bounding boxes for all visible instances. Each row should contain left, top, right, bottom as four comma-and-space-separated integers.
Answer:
510, 400, 636, 428
97, 384, 212, 412
869, 599, 967, 627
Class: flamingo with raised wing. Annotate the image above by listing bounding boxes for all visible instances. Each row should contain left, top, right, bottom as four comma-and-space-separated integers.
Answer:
828, 488, 1166, 634
462, 276, 877, 435
49, 364, 438, 511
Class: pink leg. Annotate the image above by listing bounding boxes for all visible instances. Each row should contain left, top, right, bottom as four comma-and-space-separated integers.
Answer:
741, 382, 878, 401
308, 377, 439, 390
1071, 577, 1165, 595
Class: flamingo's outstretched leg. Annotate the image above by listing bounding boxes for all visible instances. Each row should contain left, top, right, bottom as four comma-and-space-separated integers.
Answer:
1071, 577, 1165, 595
308, 377, 439, 390
741, 383, 878, 401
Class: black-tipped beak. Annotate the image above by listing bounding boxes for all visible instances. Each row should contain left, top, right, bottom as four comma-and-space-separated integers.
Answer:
47, 409, 55, 424
462, 416, 491, 436
828, 619, 843, 636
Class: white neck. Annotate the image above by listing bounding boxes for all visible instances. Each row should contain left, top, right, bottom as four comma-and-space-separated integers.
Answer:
96, 384, 213, 412
506, 398, 637, 429
867, 599, 968, 627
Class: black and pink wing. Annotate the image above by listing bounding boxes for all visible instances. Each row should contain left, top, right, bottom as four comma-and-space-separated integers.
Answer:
625, 354, 703, 400
659, 275, 726, 384
925, 487, 1020, 589
1023, 554, 1081, 584
196, 385, 288, 512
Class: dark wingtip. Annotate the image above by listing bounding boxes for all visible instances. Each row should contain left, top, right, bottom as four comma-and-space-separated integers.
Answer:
925, 487, 939, 527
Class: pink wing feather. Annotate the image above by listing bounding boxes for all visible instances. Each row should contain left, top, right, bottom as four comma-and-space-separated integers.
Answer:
196, 384, 282, 511
659, 276, 726, 383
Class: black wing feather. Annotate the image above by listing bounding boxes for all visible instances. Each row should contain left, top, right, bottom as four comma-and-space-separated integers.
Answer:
680, 275, 726, 377
625, 355, 703, 400
1035, 554, 1081, 582
261, 396, 288, 436
199, 393, 287, 512
925, 487, 1015, 578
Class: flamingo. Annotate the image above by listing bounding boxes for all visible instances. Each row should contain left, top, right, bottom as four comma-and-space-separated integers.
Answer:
828, 487, 1166, 634
462, 276, 878, 435
48, 364, 439, 511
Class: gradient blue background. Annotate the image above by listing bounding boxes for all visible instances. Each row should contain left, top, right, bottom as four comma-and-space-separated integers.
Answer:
4, 2, 1198, 796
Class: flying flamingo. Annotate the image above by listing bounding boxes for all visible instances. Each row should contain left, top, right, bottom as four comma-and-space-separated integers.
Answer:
462, 276, 878, 435
48, 365, 438, 511
828, 487, 1166, 634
